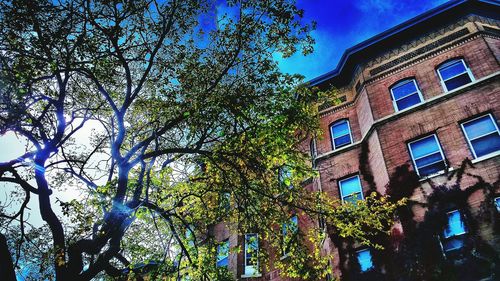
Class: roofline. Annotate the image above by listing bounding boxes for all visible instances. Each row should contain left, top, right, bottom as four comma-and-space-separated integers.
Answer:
307, 0, 500, 87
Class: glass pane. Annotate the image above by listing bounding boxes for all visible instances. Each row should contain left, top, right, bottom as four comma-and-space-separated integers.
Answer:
444, 211, 466, 238
357, 249, 373, 272
410, 135, 440, 159
344, 192, 363, 204
392, 80, 418, 100
339, 176, 361, 197
415, 152, 444, 168
332, 121, 349, 138
245, 234, 258, 266
463, 115, 497, 140
439, 61, 466, 80
470, 133, 500, 157
396, 93, 421, 111
495, 198, 500, 212
444, 73, 472, 91
334, 134, 352, 148
443, 237, 465, 252
418, 161, 446, 176
217, 241, 229, 267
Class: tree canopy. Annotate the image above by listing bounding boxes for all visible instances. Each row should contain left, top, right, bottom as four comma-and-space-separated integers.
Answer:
0, 1, 403, 280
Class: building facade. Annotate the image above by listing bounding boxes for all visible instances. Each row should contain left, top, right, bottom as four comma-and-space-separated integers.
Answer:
215, 0, 500, 280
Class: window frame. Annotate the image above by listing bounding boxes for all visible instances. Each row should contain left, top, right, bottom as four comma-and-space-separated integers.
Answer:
441, 210, 468, 253
244, 233, 259, 276
310, 138, 317, 168
338, 174, 364, 204
407, 134, 447, 177
436, 58, 474, 92
460, 113, 500, 159
390, 78, 424, 112
330, 119, 353, 150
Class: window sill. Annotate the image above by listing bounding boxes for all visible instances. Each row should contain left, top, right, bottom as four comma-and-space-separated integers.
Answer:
471, 150, 500, 164
241, 274, 262, 278
418, 168, 455, 182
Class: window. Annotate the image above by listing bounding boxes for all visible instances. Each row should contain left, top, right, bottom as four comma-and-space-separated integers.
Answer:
461, 114, 500, 158
356, 249, 374, 272
390, 79, 423, 111
442, 210, 467, 252
495, 197, 500, 212
330, 119, 352, 149
244, 234, 259, 276
216, 240, 229, 267
338, 175, 363, 204
282, 215, 298, 256
408, 134, 446, 177
310, 138, 317, 168
437, 59, 474, 91
279, 166, 293, 189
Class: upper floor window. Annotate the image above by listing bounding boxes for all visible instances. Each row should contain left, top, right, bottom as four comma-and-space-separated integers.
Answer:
244, 234, 259, 276
216, 240, 229, 267
338, 175, 363, 204
356, 248, 374, 272
461, 114, 500, 159
437, 59, 474, 92
442, 210, 467, 252
330, 119, 352, 149
279, 166, 293, 189
390, 79, 423, 111
408, 134, 446, 177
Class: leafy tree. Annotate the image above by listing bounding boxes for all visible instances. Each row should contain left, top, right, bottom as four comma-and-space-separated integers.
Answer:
0, 0, 403, 280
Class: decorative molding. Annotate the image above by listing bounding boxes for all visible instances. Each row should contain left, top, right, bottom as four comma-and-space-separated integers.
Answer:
369, 28, 470, 76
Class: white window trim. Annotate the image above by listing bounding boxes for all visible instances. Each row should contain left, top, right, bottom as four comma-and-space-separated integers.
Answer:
407, 134, 447, 177
460, 113, 500, 159
390, 79, 424, 112
437, 58, 475, 92
339, 175, 364, 204
244, 234, 259, 277
330, 120, 353, 150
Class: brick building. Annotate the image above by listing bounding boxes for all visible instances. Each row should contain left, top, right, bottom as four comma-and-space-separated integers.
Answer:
214, 0, 500, 280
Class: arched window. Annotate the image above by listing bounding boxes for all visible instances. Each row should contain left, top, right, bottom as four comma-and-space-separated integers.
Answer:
330, 119, 352, 149
390, 78, 423, 111
437, 58, 474, 91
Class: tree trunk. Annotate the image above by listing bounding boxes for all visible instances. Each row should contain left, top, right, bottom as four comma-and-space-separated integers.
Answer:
0, 233, 16, 281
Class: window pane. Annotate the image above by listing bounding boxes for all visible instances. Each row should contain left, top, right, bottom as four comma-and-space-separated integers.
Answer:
439, 61, 466, 80
410, 135, 440, 159
392, 80, 418, 100
396, 93, 421, 111
357, 249, 373, 272
334, 134, 351, 148
339, 176, 362, 197
415, 152, 444, 168
444, 73, 472, 91
418, 161, 446, 176
217, 241, 229, 267
344, 193, 363, 204
495, 198, 500, 212
332, 121, 349, 138
463, 115, 497, 140
444, 211, 466, 238
470, 133, 500, 157
245, 234, 258, 266
443, 237, 465, 252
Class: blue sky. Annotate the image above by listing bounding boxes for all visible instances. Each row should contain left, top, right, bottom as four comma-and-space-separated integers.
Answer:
277, 0, 450, 80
